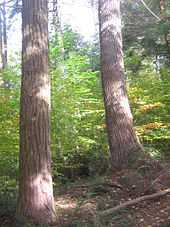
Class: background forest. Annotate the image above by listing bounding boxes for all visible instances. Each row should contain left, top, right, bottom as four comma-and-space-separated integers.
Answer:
1, 0, 170, 226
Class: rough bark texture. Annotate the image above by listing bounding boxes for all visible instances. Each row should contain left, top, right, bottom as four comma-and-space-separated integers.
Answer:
17, 0, 56, 224
99, 0, 141, 169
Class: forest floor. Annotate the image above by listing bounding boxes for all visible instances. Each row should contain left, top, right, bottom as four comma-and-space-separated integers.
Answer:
1, 159, 170, 227
55, 159, 170, 227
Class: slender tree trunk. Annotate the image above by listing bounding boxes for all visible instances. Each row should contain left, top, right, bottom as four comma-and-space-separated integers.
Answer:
17, 0, 56, 224
52, 0, 64, 160
0, 13, 3, 69
98, 0, 141, 169
53, 0, 60, 34
53, 0, 64, 64
160, 0, 165, 17
159, 0, 170, 61
2, 0, 7, 68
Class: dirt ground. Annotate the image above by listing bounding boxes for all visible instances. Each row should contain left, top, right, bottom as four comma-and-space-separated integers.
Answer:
55, 174, 170, 227
1, 159, 170, 227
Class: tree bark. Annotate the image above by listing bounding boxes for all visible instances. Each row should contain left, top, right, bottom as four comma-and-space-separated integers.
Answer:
160, 0, 165, 17
0, 13, 3, 69
159, 0, 170, 61
52, 0, 64, 64
53, 0, 60, 34
98, 0, 142, 169
2, 0, 7, 69
17, 0, 56, 224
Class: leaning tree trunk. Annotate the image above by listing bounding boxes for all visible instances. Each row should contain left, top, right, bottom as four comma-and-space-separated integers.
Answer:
98, 0, 142, 169
17, 0, 56, 224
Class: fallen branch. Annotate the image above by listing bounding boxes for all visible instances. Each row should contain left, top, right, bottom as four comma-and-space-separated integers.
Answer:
100, 188, 170, 216
143, 171, 170, 193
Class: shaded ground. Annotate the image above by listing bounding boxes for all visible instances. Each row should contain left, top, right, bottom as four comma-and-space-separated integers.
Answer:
55, 174, 170, 227
1, 159, 170, 227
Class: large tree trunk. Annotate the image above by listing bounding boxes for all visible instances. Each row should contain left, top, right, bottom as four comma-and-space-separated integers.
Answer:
17, 0, 56, 224
98, 0, 141, 169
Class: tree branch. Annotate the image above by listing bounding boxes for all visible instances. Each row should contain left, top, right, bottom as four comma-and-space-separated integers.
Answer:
100, 188, 170, 216
139, 0, 161, 21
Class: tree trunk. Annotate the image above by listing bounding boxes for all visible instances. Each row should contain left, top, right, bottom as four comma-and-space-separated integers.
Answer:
159, 0, 170, 61
160, 0, 165, 17
0, 13, 3, 69
2, 0, 7, 69
52, 0, 64, 161
52, 0, 64, 64
17, 0, 56, 224
98, 0, 141, 169
53, 0, 60, 34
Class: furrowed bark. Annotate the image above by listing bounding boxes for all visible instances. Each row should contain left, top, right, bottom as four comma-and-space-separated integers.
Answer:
17, 0, 56, 224
99, 0, 142, 169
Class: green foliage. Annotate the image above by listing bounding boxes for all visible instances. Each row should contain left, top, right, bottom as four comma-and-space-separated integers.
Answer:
50, 28, 108, 180
62, 25, 85, 57
0, 27, 108, 197
122, 0, 170, 58
0, 68, 19, 219
128, 60, 170, 159
1, 25, 170, 188
0, 68, 20, 179
0, 176, 17, 216
1, 23, 170, 188
1, 3, 170, 226
125, 47, 143, 73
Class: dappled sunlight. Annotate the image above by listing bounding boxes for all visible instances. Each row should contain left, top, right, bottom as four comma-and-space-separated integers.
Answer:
54, 188, 98, 226
30, 171, 53, 195
17, 168, 55, 223
55, 196, 97, 212
139, 102, 163, 113
119, 96, 133, 118
35, 82, 50, 104
100, 0, 121, 34
1, 0, 170, 226
55, 197, 77, 210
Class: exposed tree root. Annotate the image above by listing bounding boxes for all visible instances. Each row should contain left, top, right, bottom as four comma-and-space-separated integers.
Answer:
100, 188, 170, 216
